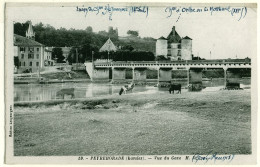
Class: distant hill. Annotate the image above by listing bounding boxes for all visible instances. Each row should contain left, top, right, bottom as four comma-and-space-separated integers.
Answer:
117, 36, 156, 53
14, 21, 156, 53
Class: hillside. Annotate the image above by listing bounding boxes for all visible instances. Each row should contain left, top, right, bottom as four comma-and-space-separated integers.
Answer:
117, 36, 156, 53
14, 21, 156, 53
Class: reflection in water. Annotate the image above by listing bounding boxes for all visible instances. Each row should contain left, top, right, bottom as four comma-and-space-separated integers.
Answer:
14, 78, 250, 102
56, 88, 75, 99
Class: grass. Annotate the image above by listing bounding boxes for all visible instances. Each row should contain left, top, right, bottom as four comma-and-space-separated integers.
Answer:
14, 90, 251, 156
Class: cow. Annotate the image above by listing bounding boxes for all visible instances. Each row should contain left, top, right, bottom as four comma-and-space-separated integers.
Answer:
56, 88, 75, 99
169, 84, 181, 94
119, 82, 135, 95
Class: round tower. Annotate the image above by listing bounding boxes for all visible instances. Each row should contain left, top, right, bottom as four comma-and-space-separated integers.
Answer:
156, 36, 167, 57
181, 36, 192, 60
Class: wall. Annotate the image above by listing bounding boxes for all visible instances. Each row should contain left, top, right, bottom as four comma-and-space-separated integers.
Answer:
156, 39, 167, 56
84, 62, 93, 79
181, 39, 192, 60
14, 46, 18, 57
134, 68, 146, 81
44, 50, 53, 66
113, 68, 126, 80
189, 69, 202, 83
168, 48, 179, 60
18, 46, 44, 73
92, 68, 110, 81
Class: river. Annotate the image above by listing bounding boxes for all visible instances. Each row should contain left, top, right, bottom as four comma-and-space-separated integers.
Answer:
14, 78, 251, 102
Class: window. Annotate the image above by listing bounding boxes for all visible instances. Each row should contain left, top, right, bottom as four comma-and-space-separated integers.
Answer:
28, 54, 34, 59
29, 47, 34, 53
24, 62, 26, 66
30, 62, 32, 66
36, 54, 39, 59
37, 48, 40, 52
20, 47, 25, 52
36, 62, 39, 66
21, 54, 24, 59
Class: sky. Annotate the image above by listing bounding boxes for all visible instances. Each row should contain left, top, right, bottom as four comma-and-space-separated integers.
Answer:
6, 3, 257, 60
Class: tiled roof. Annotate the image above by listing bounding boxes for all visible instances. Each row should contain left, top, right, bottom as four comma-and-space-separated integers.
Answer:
158, 36, 167, 40
167, 30, 182, 43
99, 38, 117, 52
182, 36, 192, 40
14, 34, 44, 46
45, 49, 52, 52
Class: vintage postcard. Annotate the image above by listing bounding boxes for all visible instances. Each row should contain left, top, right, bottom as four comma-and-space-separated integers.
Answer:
4, 1, 258, 165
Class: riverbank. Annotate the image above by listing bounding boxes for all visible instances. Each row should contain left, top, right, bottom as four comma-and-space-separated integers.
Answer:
14, 70, 90, 84
14, 90, 251, 156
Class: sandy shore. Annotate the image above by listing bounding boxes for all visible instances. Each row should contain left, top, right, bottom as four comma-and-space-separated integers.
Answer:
14, 89, 251, 156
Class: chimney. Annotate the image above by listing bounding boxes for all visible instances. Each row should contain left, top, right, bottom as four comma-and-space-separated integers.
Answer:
172, 26, 175, 37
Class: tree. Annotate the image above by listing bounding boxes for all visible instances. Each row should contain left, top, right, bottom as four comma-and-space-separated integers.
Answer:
121, 44, 134, 51
127, 30, 139, 37
14, 21, 155, 57
155, 55, 169, 61
192, 56, 205, 60
86, 26, 93, 33
14, 56, 19, 67
14, 21, 30, 36
98, 30, 108, 36
52, 47, 64, 63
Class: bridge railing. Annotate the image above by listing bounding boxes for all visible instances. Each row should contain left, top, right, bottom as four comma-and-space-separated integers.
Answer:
94, 59, 251, 66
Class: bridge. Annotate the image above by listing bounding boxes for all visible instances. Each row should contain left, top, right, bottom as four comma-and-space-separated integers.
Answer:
84, 59, 251, 89
94, 59, 251, 69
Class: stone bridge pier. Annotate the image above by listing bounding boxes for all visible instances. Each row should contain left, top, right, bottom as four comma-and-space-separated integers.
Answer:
188, 68, 203, 91
133, 68, 147, 81
224, 68, 251, 88
111, 67, 148, 82
112, 67, 126, 81
92, 68, 110, 81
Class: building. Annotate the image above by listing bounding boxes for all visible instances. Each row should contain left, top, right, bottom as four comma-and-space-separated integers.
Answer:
44, 47, 54, 66
26, 21, 35, 40
156, 26, 192, 60
14, 21, 54, 73
99, 38, 117, 52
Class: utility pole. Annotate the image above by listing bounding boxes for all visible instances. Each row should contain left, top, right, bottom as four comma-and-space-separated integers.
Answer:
76, 48, 78, 64
75, 48, 78, 70
38, 48, 41, 79
108, 51, 110, 62
91, 51, 94, 82
92, 51, 94, 63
